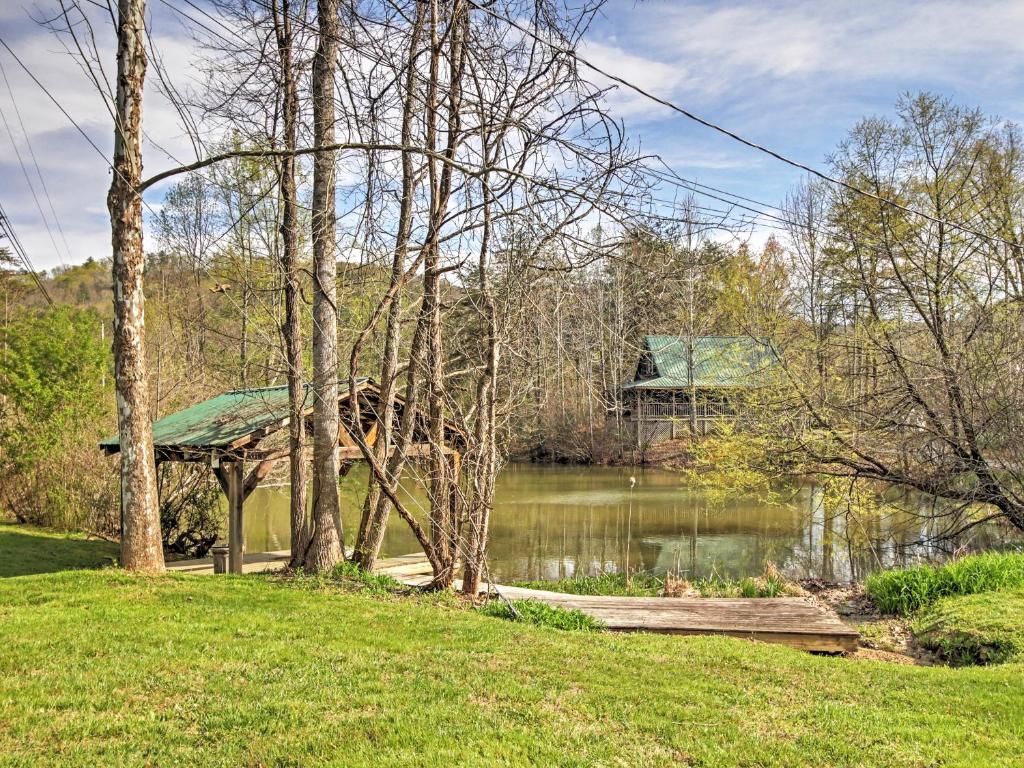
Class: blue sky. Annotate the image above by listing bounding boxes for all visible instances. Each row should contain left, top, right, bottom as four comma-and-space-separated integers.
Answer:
2, 0, 1024, 270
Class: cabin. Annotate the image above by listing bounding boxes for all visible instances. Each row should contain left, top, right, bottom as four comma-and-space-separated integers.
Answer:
621, 335, 775, 444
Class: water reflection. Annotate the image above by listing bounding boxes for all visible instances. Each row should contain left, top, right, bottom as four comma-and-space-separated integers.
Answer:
241, 463, 1018, 583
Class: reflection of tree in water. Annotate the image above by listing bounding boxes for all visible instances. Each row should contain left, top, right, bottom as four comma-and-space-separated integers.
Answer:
240, 465, 1020, 582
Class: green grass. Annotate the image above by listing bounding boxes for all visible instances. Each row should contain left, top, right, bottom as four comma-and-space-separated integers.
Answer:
865, 552, 1024, 615
479, 599, 604, 631
516, 566, 794, 599
513, 571, 665, 597
1, 526, 1024, 766
0, 523, 119, 577
693, 573, 787, 598
327, 560, 406, 595
912, 590, 1024, 666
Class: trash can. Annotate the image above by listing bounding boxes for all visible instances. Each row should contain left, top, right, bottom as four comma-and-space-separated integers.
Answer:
212, 544, 229, 574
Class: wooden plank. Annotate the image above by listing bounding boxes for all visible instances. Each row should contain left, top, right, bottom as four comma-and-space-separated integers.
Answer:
372, 554, 858, 654
492, 586, 858, 652
167, 550, 291, 575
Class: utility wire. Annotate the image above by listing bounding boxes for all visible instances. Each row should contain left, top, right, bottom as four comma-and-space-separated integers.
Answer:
466, 0, 1020, 250
0, 56, 74, 264
0, 199, 54, 305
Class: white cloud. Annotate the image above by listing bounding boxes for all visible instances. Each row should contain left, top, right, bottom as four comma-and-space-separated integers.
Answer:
602, 0, 1024, 97
4, 0, 1024, 271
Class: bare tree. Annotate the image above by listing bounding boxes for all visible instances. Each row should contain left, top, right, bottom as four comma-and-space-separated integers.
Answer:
271, 0, 311, 568
303, 0, 343, 572
780, 93, 1024, 537
107, 0, 163, 572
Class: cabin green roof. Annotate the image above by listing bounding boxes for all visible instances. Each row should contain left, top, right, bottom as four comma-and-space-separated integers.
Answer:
100, 378, 368, 452
624, 336, 775, 390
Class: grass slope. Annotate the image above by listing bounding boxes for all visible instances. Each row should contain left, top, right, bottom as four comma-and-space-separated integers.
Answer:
865, 552, 1024, 615
913, 591, 1024, 666
1, 526, 1023, 766
0, 523, 118, 578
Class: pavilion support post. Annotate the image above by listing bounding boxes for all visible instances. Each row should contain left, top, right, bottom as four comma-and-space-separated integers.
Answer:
227, 461, 244, 574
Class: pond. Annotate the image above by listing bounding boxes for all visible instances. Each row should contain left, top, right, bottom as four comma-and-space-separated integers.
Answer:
242, 463, 1017, 583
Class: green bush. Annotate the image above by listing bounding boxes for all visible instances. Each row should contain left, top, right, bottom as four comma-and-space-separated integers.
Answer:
158, 464, 224, 557
866, 552, 1024, 615
0, 307, 116, 533
479, 598, 604, 631
912, 590, 1024, 666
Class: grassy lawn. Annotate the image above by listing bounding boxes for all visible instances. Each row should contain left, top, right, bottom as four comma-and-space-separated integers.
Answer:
1, 527, 1023, 766
0, 523, 119, 578
913, 591, 1024, 666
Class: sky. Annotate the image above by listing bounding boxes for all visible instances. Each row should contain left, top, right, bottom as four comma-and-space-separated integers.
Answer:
2, 0, 1024, 271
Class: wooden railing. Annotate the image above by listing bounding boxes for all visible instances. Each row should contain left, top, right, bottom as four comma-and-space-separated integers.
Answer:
634, 401, 735, 420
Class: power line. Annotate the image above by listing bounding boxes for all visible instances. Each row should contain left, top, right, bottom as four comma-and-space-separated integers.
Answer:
467, 0, 1019, 250
0, 59, 72, 268
0, 199, 54, 305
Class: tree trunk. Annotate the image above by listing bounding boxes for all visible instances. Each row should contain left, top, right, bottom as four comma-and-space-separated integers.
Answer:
108, 0, 163, 573
272, 0, 310, 568
303, 0, 343, 573
351, 0, 426, 571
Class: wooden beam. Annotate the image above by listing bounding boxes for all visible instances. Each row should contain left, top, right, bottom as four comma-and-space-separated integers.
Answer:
364, 421, 379, 447
336, 443, 454, 461
246, 442, 454, 463
337, 423, 358, 448
226, 461, 244, 574
213, 466, 229, 496
242, 457, 279, 500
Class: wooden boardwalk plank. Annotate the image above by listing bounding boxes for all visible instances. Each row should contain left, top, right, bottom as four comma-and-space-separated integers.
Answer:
377, 554, 859, 654
166, 550, 291, 575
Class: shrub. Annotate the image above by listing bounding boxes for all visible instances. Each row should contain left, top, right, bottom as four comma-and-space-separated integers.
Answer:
158, 464, 223, 557
0, 307, 116, 534
479, 599, 604, 631
865, 552, 1024, 615
912, 590, 1024, 666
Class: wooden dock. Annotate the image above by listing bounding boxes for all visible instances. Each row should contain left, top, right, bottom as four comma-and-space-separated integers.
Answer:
166, 549, 291, 575
492, 586, 858, 652
377, 556, 859, 653
168, 550, 858, 653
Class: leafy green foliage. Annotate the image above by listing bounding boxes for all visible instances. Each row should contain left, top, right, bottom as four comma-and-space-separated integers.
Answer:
157, 464, 224, 558
865, 552, 1024, 615
913, 591, 1024, 666
479, 598, 604, 631
0, 307, 115, 532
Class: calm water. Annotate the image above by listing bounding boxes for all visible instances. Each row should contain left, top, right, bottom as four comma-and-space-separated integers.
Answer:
242, 464, 1016, 583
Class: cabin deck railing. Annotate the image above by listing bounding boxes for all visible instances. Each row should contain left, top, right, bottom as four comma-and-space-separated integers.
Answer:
632, 402, 735, 420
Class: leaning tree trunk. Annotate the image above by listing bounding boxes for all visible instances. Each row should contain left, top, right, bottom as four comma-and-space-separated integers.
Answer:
462, 163, 498, 596
108, 0, 163, 573
273, 0, 310, 568
303, 0, 343, 573
351, 0, 425, 571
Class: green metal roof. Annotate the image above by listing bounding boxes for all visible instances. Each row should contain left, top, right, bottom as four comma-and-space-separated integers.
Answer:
623, 336, 775, 390
100, 379, 367, 452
